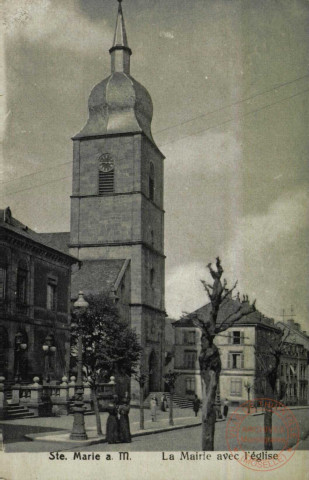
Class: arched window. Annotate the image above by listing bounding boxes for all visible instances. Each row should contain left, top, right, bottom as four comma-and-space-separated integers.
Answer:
0, 249, 9, 302
149, 162, 154, 201
17, 259, 28, 311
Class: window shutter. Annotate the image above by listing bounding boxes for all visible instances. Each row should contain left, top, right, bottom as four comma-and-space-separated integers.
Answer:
228, 354, 231, 369
240, 332, 244, 345
228, 332, 232, 344
241, 354, 244, 369
230, 379, 234, 394
99, 170, 114, 195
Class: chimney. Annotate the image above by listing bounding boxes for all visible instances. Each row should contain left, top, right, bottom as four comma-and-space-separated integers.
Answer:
303, 331, 307, 336
294, 323, 300, 331
287, 319, 294, 327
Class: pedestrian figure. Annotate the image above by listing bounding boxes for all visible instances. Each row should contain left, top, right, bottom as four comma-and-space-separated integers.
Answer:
193, 394, 201, 417
106, 395, 120, 444
150, 396, 157, 421
119, 397, 131, 443
161, 394, 168, 412
223, 398, 229, 419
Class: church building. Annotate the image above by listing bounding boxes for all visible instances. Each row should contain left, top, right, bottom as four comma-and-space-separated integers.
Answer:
40, 1, 166, 397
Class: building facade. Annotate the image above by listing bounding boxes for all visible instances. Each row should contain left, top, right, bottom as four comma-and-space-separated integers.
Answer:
276, 319, 309, 406
171, 300, 306, 407
40, 2, 166, 397
0, 207, 78, 384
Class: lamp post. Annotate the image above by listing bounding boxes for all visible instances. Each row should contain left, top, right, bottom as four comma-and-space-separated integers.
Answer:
42, 334, 57, 383
14, 331, 27, 382
70, 291, 89, 440
244, 381, 252, 414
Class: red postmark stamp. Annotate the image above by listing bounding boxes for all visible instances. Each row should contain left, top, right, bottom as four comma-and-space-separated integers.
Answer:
225, 398, 300, 471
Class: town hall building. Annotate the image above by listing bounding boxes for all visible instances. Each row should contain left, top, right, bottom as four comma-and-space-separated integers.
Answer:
39, 0, 166, 398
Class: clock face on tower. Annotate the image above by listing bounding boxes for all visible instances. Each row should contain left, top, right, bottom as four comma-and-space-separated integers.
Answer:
98, 153, 114, 173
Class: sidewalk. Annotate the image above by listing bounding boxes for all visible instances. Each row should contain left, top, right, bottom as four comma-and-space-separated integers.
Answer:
1, 408, 202, 452
229, 405, 309, 416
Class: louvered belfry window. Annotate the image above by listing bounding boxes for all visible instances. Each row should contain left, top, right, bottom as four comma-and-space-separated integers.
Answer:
98, 153, 114, 195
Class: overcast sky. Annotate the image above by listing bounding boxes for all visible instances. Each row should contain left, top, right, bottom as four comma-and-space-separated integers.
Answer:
1, 0, 309, 328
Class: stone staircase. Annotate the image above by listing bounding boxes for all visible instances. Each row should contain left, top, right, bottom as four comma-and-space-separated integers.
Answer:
145, 392, 193, 409
3, 402, 36, 419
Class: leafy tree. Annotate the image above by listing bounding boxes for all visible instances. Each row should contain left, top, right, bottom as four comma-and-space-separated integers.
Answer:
71, 293, 142, 435
189, 257, 256, 451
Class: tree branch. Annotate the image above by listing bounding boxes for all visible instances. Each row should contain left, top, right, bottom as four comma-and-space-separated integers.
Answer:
215, 300, 256, 333
221, 280, 238, 302
215, 305, 242, 333
201, 280, 213, 300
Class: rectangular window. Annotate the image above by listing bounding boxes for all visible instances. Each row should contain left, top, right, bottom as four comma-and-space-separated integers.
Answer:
228, 353, 244, 369
183, 331, 195, 345
0, 268, 6, 300
281, 364, 284, 376
184, 351, 196, 369
230, 378, 242, 396
185, 377, 195, 394
47, 279, 57, 311
99, 171, 114, 195
232, 331, 241, 344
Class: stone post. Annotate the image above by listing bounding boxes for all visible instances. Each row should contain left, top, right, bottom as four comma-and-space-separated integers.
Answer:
68, 376, 76, 399
53, 376, 70, 416
26, 377, 44, 416
83, 380, 92, 411
12, 383, 20, 404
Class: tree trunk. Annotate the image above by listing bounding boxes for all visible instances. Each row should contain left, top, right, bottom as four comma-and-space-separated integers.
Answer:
264, 404, 273, 450
199, 342, 221, 451
92, 390, 103, 436
201, 368, 219, 450
139, 384, 144, 430
169, 389, 174, 426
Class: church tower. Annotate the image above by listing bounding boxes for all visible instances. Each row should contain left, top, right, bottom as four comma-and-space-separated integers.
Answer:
69, 0, 165, 395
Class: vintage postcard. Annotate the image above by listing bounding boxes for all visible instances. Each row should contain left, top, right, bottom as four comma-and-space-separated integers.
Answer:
0, 0, 308, 479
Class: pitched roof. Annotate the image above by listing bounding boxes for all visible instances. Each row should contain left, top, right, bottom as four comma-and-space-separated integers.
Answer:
173, 298, 278, 330
0, 209, 77, 263
35, 232, 70, 255
71, 259, 128, 298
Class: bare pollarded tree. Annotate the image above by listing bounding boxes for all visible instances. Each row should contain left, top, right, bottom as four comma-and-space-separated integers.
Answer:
189, 257, 256, 451
255, 327, 290, 450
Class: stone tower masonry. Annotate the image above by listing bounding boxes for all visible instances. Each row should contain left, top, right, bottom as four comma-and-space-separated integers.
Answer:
69, 0, 165, 395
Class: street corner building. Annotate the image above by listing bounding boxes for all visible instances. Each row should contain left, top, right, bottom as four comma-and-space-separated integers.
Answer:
36, 1, 166, 399
0, 207, 78, 389
172, 298, 309, 407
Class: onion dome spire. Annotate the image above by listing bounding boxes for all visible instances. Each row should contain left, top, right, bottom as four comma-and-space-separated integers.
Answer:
109, 0, 132, 74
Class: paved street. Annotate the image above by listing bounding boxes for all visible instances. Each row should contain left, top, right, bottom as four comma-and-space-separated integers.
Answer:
72, 408, 309, 452
1, 407, 199, 452
1, 407, 308, 453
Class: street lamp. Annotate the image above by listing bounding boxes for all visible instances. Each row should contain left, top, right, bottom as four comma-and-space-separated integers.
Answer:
14, 331, 27, 382
244, 381, 252, 414
70, 291, 89, 440
42, 334, 57, 383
